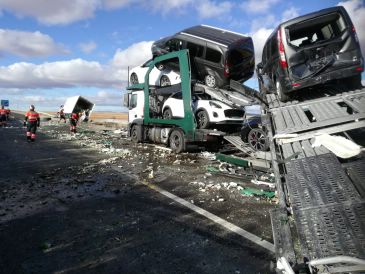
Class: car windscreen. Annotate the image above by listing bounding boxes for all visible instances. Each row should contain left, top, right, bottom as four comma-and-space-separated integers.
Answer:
286, 12, 347, 48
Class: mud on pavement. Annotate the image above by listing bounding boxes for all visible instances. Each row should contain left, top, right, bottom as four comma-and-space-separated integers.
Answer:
0, 116, 276, 273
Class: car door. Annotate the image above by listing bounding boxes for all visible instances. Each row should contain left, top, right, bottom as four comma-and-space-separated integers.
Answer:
185, 40, 206, 81
201, 45, 224, 82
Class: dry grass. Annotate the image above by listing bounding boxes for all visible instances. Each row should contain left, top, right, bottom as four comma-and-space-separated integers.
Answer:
89, 112, 128, 121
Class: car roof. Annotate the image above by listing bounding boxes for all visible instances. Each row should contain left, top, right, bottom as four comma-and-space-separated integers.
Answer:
279, 6, 347, 28
179, 25, 249, 46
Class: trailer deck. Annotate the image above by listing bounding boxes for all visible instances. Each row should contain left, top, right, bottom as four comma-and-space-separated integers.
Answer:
265, 88, 365, 272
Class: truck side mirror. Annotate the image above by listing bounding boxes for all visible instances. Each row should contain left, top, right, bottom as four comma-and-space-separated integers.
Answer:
123, 93, 129, 108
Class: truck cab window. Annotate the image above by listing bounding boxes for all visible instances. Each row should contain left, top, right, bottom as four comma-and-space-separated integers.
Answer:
130, 94, 137, 109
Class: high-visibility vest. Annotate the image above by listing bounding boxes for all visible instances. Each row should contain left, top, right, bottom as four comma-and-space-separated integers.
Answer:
71, 113, 79, 120
25, 111, 40, 122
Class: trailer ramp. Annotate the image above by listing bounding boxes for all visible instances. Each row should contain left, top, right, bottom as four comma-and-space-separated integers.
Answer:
267, 88, 365, 273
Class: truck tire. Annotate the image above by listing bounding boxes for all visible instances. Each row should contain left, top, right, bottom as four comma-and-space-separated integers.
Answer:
131, 125, 142, 143
169, 129, 185, 153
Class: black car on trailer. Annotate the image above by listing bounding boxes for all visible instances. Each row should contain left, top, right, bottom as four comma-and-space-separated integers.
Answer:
152, 25, 255, 89
257, 6, 364, 101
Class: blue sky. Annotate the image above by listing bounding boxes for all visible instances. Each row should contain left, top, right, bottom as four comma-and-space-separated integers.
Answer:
0, 0, 364, 112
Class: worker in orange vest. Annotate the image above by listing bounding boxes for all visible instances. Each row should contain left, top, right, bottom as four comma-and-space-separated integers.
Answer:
24, 105, 40, 142
70, 112, 79, 133
0, 106, 7, 127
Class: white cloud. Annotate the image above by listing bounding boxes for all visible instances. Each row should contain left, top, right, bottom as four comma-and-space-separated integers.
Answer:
0, 0, 99, 25
338, 0, 365, 56
144, 0, 193, 14
112, 40, 153, 69
241, 0, 280, 14
250, 14, 275, 31
281, 7, 299, 22
250, 27, 274, 64
0, 40, 154, 90
102, 0, 136, 10
0, 29, 68, 57
92, 90, 123, 106
0, 59, 121, 89
79, 41, 97, 54
0, 0, 193, 25
196, 0, 233, 19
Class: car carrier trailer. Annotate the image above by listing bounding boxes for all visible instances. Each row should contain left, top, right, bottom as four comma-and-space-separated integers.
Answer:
125, 49, 227, 153
125, 48, 365, 273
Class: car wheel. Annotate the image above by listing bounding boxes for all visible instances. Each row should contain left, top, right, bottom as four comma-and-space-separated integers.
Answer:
247, 128, 269, 151
196, 110, 210, 129
130, 125, 142, 143
276, 80, 289, 102
163, 108, 173, 119
160, 75, 171, 86
130, 73, 139, 85
205, 74, 217, 88
169, 129, 185, 153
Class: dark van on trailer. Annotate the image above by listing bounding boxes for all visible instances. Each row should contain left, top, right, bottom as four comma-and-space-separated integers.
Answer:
257, 6, 364, 101
152, 25, 255, 89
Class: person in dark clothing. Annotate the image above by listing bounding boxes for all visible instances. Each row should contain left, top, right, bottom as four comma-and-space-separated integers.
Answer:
58, 105, 66, 123
70, 112, 79, 133
24, 105, 40, 142
0, 106, 7, 127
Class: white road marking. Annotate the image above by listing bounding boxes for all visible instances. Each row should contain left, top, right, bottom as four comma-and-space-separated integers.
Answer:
112, 164, 276, 253
145, 182, 275, 253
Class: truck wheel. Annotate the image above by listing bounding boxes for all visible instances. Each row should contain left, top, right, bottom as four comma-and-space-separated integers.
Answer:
196, 110, 210, 129
276, 80, 289, 102
247, 128, 269, 151
130, 73, 139, 85
169, 129, 185, 153
131, 125, 142, 143
163, 108, 172, 119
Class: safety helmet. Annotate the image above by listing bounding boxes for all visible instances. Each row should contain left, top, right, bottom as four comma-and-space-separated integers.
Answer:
30, 105, 35, 111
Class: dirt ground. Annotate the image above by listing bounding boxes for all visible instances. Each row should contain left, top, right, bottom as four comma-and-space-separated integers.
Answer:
0, 114, 276, 273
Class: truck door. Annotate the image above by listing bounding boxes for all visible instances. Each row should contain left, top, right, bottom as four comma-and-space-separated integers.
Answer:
128, 91, 144, 124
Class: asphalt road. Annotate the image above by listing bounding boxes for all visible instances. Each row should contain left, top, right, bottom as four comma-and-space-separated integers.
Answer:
0, 115, 274, 274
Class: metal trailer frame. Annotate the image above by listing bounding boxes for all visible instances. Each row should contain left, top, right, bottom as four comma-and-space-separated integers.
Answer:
127, 49, 226, 149
266, 89, 365, 273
